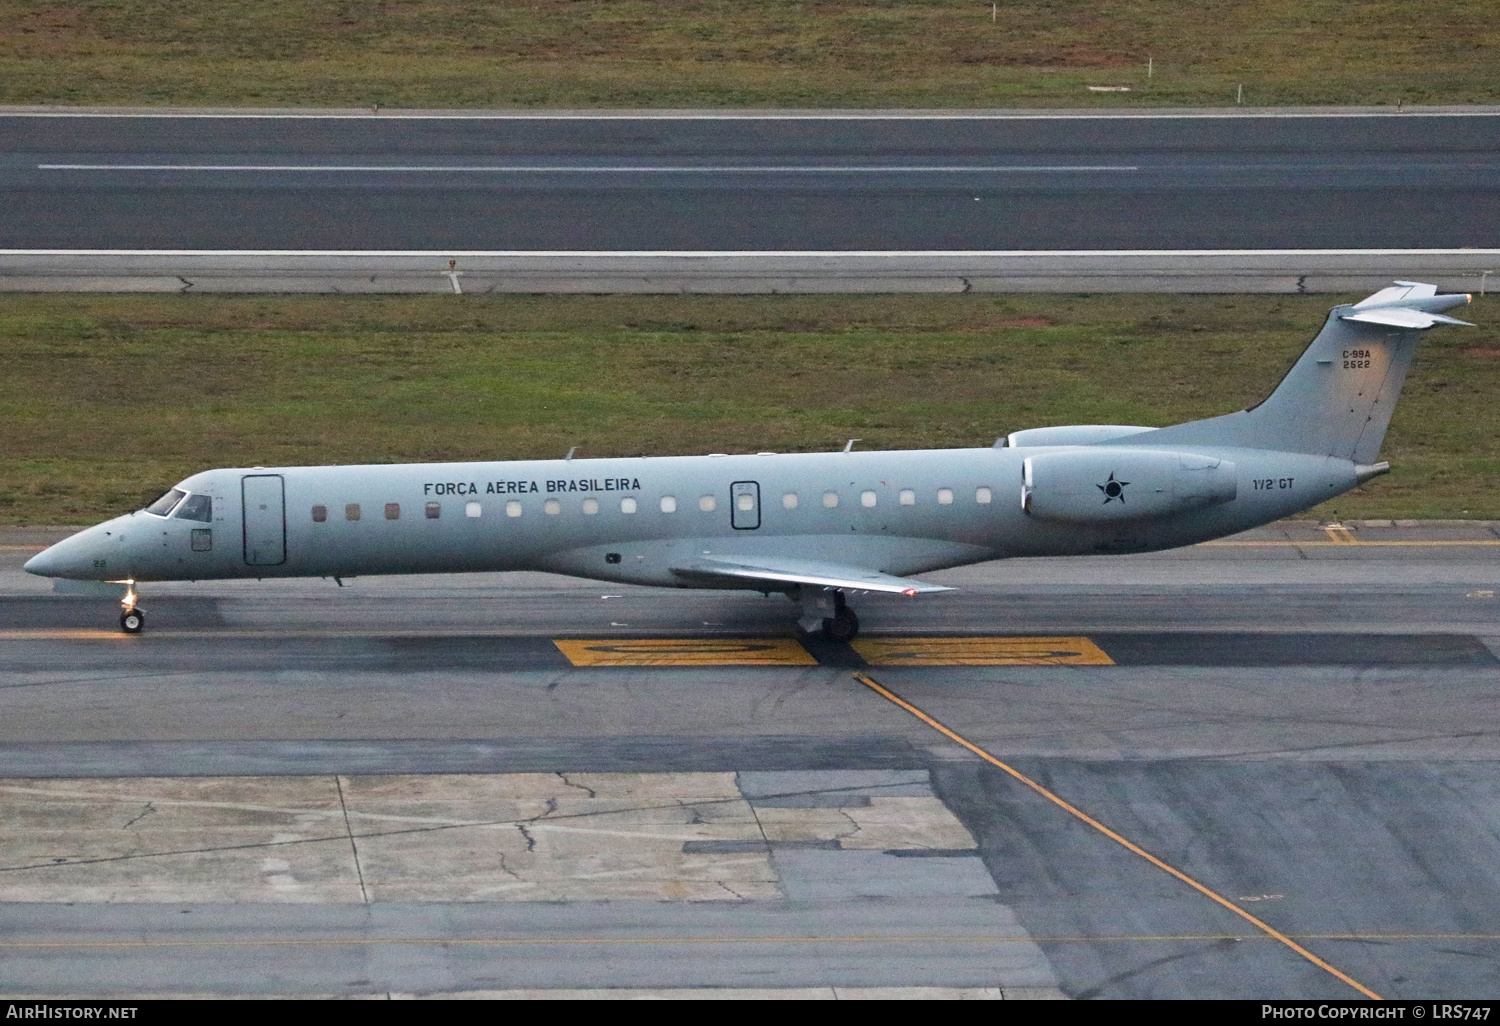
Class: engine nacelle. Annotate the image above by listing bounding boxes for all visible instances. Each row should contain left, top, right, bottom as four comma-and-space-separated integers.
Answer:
1022, 448, 1237, 522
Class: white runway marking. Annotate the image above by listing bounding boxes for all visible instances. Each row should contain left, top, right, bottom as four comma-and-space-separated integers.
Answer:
38, 163, 1138, 173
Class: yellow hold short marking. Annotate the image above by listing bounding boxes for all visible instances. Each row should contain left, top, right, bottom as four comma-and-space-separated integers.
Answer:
851, 636, 1114, 666
554, 638, 817, 667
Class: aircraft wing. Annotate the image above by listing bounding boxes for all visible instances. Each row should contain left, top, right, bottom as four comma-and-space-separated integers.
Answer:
671, 555, 953, 596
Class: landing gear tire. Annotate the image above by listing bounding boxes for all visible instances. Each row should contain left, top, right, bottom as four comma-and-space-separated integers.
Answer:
120, 609, 144, 634
822, 608, 859, 643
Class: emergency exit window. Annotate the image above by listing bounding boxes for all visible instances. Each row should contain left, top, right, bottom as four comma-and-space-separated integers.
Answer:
346, 504, 361, 521
385, 503, 401, 520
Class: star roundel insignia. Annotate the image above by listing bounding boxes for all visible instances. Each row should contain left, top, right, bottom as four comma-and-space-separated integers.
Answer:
1097, 471, 1129, 504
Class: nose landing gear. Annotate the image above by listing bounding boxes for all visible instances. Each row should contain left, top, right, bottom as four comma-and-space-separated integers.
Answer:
119, 581, 143, 634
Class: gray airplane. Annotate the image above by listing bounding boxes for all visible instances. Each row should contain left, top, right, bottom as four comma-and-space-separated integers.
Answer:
25, 282, 1474, 638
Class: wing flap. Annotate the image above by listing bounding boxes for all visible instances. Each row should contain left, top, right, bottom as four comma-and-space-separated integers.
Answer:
671, 555, 952, 596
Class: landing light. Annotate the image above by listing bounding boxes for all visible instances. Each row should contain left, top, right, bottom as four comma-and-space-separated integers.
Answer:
902, 588, 917, 596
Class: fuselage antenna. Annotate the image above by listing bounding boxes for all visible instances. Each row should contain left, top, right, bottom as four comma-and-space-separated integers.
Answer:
843, 439, 861, 453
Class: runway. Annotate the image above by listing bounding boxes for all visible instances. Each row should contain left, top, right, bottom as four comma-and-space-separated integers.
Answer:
3, 520, 1500, 997
5, 109, 1500, 251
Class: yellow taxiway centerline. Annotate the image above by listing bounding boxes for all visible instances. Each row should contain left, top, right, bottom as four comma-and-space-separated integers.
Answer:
852, 672, 1383, 1001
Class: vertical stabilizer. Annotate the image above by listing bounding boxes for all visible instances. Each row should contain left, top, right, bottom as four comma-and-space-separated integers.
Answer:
1134, 283, 1472, 461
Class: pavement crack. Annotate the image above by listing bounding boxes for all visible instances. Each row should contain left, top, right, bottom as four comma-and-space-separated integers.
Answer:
717, 880, 748, 901
122, 801, 155, 829
516, 823, 537, 853
960, 276, 973, 293
1296, 274, 1308, 293
556, 772, 596, 798
831, 808, 862, 841
177, 276, 194, 292
495, 851, 526, 883
334, 775, 369, 904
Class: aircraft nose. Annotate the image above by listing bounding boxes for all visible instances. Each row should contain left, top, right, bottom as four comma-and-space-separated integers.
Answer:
23, 528, 110, 580
22, 547, 61, 576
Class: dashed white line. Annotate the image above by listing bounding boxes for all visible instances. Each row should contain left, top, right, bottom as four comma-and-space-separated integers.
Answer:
38, 163, 1138, 173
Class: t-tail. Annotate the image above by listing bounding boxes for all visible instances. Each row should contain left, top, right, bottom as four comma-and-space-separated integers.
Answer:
1134, 282, 1473, 472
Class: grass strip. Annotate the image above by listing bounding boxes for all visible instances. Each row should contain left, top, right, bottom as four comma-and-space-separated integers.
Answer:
2, 1, 1497, 109
1, 292, 1495, 525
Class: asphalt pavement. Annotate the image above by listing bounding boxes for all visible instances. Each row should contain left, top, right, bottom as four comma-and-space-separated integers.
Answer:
2, 521, 1500, 998
5, 108, 1500, 250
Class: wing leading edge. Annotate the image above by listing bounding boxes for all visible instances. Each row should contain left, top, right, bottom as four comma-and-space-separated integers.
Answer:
670, 555, 952, 596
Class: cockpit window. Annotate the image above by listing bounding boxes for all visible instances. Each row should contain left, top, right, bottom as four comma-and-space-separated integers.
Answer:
173, 494, 213, 523
144, 488, 186, 517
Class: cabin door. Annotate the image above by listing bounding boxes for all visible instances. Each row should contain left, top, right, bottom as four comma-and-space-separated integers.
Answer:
242, 474, 286, 566
730, 481, 760, 530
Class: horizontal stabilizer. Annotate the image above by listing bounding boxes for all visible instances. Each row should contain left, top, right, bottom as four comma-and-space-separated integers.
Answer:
671, 555, 951, 596
1341, 308, 1474, 329
1353, 281, 1439, 307
1341, 280, 1472, 330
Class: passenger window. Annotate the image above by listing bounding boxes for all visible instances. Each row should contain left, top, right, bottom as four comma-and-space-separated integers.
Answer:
425, 502, 441, 519
861, 491, 877, 508
822, 491, 839, 508
783, 493, 798, 509
976, 487, 993, 504
506, 500, 523, 518
311, 505, 328, 523
346, 504, 361, 522
620, 497, 637, 514
145, 488, 186, 517
898, 489, 915, 506
465, 501, 482, 518
174, 494, 213, 522
937, 488, 954, 505
385, 503, 401, 520
582, 499, 599, 515
544, 499, 561, 515
699, 495, 716, 512
660, 496, 677, 513
190, 528, 212, 552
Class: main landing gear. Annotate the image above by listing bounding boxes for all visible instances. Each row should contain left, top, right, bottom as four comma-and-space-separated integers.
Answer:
119, 581, 143, 634
822, 592, 860, 643
795, 587, 861, 642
